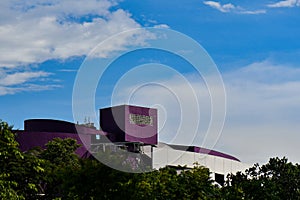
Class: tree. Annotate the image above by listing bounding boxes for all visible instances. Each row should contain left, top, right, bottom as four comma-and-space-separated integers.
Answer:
177, 164, 220, 199
222, 157, 300, 200
129, 167, 179, 200
3, 119, 299, 199
128, 165, 220, 200
38, 138, 81, 199
0, 120, 45, 199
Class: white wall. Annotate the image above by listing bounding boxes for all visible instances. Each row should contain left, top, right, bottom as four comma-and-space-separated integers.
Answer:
152, 143, 251, 176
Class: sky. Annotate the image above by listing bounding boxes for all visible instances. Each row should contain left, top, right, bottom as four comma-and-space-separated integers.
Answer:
1, 0, 300, 164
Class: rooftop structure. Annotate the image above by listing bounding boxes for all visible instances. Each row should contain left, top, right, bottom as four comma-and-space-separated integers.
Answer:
100, 105, 157, 145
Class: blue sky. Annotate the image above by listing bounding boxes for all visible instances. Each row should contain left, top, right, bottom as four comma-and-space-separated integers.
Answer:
1, 0, 300, 164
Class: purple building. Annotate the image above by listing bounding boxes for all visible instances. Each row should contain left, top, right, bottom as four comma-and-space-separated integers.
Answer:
17, 119, 107, 157
16, 104, 248, 181
100, 105, 157, 145
16, 105, 158, 157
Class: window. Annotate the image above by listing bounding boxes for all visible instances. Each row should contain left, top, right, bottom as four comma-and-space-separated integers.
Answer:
215, 173, 225, 186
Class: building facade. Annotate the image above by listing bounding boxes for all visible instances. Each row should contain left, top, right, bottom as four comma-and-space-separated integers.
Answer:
16, 105, 250, 183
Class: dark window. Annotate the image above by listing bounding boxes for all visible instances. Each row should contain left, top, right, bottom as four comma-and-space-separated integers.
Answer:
215, 173, 224, 186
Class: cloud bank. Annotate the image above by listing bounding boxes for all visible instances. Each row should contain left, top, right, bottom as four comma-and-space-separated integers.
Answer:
0, 0, 150, 95
0, 0, 145, 68
112, 61, 300, 164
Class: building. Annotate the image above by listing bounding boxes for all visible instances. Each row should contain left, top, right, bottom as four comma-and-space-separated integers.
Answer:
16, 105, 250, 184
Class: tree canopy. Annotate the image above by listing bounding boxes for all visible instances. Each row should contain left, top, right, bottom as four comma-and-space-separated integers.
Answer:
0, 120, 45, 199
0, 120, 299, 199
222, 157, 300, 199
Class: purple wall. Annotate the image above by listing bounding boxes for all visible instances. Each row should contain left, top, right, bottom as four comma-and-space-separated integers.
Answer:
100, 105, 125, 142
17, 131, 90, 157
17, 119, 107, 157
100, 105, 158, 145
25, 119, 107, 135
125, 105, 157, 145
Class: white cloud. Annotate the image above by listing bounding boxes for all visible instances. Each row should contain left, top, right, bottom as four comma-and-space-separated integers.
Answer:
153, 24, 170, 29
0, 0, 153, 95
0, 71, 50, 86
111, 61, 300, 164
203, 1, 235, 13
225, 60, 300, 84
0, 0, 147, 68
203, 1, 266, 14
0, 70, 59, 95
0, 84, 60, 96
219, 62, 300, 163
268, 0, 300, 8
58, 69, 78, 72
239, 10, 266, 15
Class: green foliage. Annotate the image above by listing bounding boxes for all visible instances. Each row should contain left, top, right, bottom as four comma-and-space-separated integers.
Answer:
60, 163, 217, 200
40, 137, 80, 167
93, 147, 152, 173
129, 167, 179, 199
2, 119, 218, 199
59, 159, 134, 200
1, 120, 300, 199
177, 165, 220, 199
0, 120, 45, 199
0, 120, 81, 199
129, 165, 220, 200
222, 157, 300, 200
0, 120, 23, 167
39, 137, 81, 199
0, 173, 21, 200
